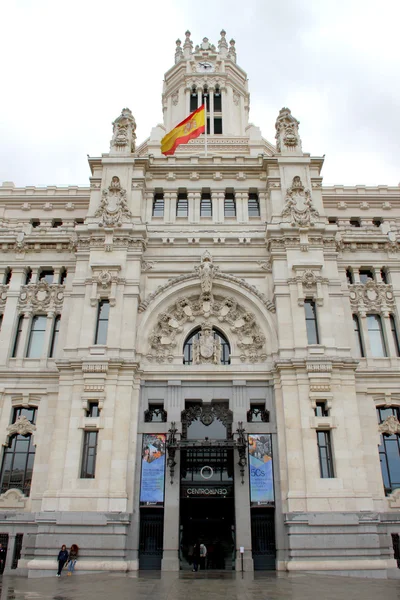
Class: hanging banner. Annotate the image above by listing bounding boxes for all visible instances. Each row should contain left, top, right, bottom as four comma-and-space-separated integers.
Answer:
140, 434, 166, 506
248, 434, 275, 506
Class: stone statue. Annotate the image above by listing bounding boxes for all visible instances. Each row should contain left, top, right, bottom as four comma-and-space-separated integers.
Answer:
110, 108, 136, 153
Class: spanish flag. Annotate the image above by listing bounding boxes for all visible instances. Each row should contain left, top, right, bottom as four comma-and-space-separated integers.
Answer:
161, 105, 205, 156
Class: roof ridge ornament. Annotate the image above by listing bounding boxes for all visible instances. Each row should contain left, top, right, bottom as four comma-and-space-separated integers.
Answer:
183, 30, 193, 58
218, 30, 228, 57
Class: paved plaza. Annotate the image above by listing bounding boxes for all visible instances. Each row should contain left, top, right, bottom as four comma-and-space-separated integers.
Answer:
1, 571, 400, 600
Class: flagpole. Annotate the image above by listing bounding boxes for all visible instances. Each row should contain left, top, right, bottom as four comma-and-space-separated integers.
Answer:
204, 100, 208, 158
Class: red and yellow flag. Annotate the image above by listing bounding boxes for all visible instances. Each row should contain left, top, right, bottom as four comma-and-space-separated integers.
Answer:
161, 105, 205, 155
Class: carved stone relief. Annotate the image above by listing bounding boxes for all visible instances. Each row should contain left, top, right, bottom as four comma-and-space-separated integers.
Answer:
275, 107, 302, 153
288, 269, 328, 306
378, 415, 400, 436
349, 280, 395, 316
5, 416, 36, 447
95, 177, 132, 228
89, 266, 122, 307
281, 176, 319, 228
0, 284, 8, 310
0, 489, 27, 508
193, 323, 221, 364
139, 253, 275, 313
18, 281, 64, 314
148, 292, 266, 364
110, 107, 136, 153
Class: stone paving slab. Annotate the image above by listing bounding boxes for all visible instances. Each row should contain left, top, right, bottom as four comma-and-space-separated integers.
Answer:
1, 571, 400, 600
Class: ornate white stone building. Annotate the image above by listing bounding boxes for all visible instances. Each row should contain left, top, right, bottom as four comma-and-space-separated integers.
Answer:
0, 30, 400, 577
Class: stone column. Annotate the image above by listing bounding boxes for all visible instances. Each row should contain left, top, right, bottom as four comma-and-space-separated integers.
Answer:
161, 382, 182, 571
165, 192, 177, 223
185, 86, 191, 114
197, 89, 202, 111
3, 533, 16, 573
209, 89, 214, 135
40, 312, 55, 365
236, 192, 249, 223
232, 381, 253, 571
212, 192, 224, 223
189, 192, 200, 223
259, 191, 268, 222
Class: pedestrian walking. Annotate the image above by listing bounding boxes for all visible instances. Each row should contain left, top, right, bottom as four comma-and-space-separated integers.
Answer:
56, 545, 69, 577
192, 541, 200, 572
67, 544, 79, 576
199, 542, 207, 570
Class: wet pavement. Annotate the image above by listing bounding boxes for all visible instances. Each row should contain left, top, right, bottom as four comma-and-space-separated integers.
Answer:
1, 571, 400, 600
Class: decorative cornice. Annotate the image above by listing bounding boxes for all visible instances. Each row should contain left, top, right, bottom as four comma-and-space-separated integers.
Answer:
18, 281, 64, 314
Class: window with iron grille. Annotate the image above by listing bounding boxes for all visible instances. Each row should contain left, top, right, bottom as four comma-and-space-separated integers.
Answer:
80, 431, 98, 478
176, 192, 188, 217
152, 193, 164, 218
200, 192, 212, 217
248, 192, 260, 217
224, 192, 236, 218
144, 403, 167, 423
247, 404, 269, 423
317, 430, 335, 478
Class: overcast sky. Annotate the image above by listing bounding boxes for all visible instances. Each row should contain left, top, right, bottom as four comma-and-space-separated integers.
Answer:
0, 0, 399, 188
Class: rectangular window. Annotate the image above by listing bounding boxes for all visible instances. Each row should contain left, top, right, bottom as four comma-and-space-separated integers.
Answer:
152, 193, 164, 218
214, 89, 222, 112
0, 314, 3, 332
367, 314, 387, 357
304, 300, 319, 344
49, 315, 61, 358
200, 192, 212, 217
94, 300, 110, 345
224, 191, 236, 217
80, 431, 98, 478
352, 314, 365, 357
390, 315, 400, 357
317, 430, 335, 478
87, 402, 100, 417
26, 315, 47, 358
12, 316, 24, 357
315, 402, 329, 417
214, 117, 222, 134
359, 269, 374, 283
190, 91, 198, 112
39, 270, 54, 283
248, 192, 260, 217
176, 192, 188, 218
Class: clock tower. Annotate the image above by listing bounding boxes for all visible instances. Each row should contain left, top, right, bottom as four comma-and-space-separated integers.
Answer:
158, 30, 269, 154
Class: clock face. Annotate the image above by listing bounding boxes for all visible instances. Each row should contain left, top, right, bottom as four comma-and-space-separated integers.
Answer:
196, 61, 215, 73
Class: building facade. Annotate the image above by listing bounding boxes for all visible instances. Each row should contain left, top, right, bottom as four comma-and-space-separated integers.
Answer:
0, 31, 400, 577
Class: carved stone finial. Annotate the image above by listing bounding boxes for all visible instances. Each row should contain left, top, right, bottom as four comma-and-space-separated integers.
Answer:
110, 108, 136, 154
275, 107, 302, 154
175, 39, 183, 63
228, 39, 236, 62
183, 30, 193, 58
281, 176, 319, 228
218, 30, 228, 57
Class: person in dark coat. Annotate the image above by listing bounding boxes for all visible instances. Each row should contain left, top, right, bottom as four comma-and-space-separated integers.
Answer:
67, 544, 79, 575
192, 541, 200, 572
56, 545, 68, 577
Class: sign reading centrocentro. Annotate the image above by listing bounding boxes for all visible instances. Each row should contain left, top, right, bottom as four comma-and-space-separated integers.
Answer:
181, 485, 233, 498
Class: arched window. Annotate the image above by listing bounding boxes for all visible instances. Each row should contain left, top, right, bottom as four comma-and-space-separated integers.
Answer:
183, 327, 230, 365
190, 86, 197, 112
0, 407, 37, 497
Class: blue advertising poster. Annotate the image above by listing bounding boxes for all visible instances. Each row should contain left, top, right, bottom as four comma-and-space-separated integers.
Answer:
248, 434, 274, 506
140, 434, 166, 505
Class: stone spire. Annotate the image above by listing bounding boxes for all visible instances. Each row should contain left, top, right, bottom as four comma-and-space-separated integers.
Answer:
110, 108, 136, 154
275, 107, 302, 155
183, 30, 193, 58
218, 29, 228, 57
175, 39, 183, 63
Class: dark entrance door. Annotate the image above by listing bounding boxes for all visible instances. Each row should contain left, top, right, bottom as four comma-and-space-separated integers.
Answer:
180, 497, 235, 570
251, 508, 276, 570
139, 509, 164, 570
